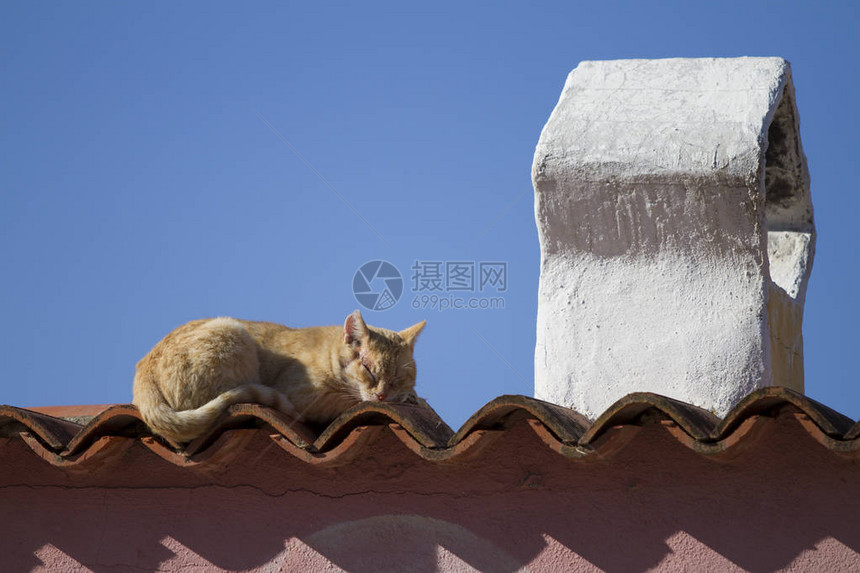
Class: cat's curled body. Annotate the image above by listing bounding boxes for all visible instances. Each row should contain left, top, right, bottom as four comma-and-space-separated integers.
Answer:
133, 310, 425, 442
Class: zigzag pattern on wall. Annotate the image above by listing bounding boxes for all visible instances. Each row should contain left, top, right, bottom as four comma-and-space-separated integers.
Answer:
2, 387, 858, 472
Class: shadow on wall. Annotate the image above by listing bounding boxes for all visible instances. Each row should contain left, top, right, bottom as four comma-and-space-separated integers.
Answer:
4, 415, 860, 572
288, 515, 524, 572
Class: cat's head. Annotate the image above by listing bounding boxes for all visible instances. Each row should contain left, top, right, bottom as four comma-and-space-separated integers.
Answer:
341, 310, 425, 404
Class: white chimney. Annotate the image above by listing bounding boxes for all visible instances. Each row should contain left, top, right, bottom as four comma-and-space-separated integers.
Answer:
533, 58, 815, 418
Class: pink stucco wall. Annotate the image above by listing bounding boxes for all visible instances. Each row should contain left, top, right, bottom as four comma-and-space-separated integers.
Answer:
2, 412, 860, 572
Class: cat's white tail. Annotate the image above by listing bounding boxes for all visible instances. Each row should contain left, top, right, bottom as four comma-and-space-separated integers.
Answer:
134, 381, 298, 443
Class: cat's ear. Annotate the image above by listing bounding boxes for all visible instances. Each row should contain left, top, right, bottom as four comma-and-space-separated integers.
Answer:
399, 320, 426, 347
343, 310, 369, 345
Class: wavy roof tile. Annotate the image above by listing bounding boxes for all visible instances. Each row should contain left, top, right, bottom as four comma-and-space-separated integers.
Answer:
2, 387, 858, 471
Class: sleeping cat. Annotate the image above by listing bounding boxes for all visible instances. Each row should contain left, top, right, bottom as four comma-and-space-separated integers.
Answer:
132, 310, 425, 443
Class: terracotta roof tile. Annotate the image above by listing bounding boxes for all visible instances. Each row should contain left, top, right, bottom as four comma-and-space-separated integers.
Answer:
453, 394, 590, 445
714, 386, 855, 438
0, 405, 83, 450
2, 387, 858, 471
579, 391, 720, 445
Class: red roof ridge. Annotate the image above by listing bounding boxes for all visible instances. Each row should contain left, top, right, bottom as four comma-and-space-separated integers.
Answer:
3, 387, 858, 471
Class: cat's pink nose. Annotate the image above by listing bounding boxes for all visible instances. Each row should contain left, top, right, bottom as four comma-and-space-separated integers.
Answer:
376, 393, 387, 401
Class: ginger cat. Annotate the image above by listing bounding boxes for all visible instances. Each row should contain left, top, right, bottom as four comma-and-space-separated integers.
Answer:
133, 310, 425, 443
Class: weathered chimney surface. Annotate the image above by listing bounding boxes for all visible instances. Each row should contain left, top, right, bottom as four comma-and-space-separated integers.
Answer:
533, 57, 815, 418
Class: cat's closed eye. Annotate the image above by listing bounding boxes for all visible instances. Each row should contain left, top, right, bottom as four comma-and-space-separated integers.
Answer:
360, 357, 377, 382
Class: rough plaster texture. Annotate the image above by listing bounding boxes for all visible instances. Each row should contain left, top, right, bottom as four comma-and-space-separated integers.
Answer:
3, 417, 860, 572
533, 57, 815, 418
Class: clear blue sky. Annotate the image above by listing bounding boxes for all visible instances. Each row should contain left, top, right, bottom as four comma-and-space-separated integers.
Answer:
2, 2, 857, 429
